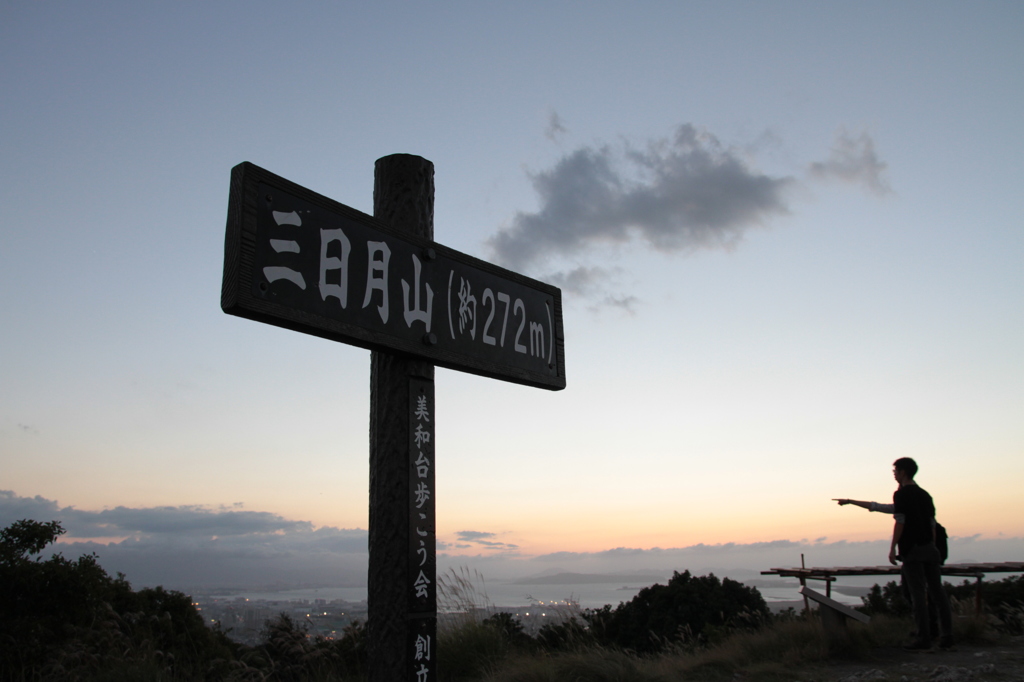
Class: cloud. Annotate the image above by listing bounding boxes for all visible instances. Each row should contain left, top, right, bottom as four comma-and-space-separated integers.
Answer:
0, 490, 60, 520
598, 295, 639, 315
809, 129, 892, 195
76, 506, 312, 538
0, 490, 312, 540
545, 110, 568, 142
455, 530, 519, 551
489, 124, 892, 306
544, 267, 638, 314
544, 266, 619, 297
520, 535, 1024, 577
488, 124, 795, 277
0, 491, 367, 589
456, 530, 498, 542
531, 539, 805, 565
6, 492, 1016, 594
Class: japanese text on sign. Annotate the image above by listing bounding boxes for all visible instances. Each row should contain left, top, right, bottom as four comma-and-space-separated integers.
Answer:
408, 379, 436, 682
221, 162, 565, 391
256, 194, 555, 366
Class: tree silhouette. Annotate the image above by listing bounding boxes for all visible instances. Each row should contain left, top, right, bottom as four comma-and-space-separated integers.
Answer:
0, 519, 237, 680
584, 570, 770, 653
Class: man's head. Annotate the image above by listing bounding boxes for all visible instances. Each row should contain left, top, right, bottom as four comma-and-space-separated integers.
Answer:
893, 457, 918, 483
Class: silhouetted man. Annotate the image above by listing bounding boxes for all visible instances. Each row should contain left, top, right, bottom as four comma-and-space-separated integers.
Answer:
888, 457, 953, 650
833, 496, 943, 638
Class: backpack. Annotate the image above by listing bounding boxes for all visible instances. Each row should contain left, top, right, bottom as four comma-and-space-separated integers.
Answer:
936, 522, 948, 564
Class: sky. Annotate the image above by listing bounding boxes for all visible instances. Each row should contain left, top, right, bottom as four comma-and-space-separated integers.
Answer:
2, 1, 1023, 591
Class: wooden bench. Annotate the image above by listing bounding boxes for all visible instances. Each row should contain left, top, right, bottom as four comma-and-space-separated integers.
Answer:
799, 585, 870, 636
763, 562, 1024, 617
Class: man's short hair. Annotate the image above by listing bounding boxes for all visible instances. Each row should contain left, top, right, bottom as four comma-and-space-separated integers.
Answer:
893, 457, 918, 478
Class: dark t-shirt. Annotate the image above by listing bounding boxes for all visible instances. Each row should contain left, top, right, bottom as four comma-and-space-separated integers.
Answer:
893, 484, 936, 555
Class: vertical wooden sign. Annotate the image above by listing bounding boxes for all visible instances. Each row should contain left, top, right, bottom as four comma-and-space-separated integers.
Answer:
221, 153, 565, 682
369, 154, 436, 682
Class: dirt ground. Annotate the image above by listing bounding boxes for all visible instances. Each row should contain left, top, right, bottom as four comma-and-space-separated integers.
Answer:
795, 637, 1024, 682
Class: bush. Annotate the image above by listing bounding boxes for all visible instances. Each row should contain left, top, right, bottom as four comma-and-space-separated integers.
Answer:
481, 612, 533, 649
1, 519, 139, 677
535, 616, 593, 652
860, 574, 1024, 635
244, 612, 366, 681
946, 574, 1024, 634
859, 580, 910, 616
0, 519, 239, 681
438, 619, 513, 681
583, 570, 770, 654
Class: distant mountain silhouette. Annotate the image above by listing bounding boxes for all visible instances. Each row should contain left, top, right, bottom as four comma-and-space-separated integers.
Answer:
512, 571, 665, 586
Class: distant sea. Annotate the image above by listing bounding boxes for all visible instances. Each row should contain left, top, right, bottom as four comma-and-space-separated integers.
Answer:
203, 577, 875, 611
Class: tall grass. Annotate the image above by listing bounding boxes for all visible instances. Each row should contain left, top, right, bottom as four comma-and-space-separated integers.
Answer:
438, 566, 494, 623
480, 613, 925, 682
434, 569, 1006, 682
485, 648, 663, 682
485, 608, 999, 682
437, 567, 508, 680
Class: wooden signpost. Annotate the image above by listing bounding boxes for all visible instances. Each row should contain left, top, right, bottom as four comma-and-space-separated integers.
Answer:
221, 155, 566, 681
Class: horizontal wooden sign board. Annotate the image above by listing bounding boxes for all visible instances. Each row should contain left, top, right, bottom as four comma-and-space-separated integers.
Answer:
222, 162, 566, 390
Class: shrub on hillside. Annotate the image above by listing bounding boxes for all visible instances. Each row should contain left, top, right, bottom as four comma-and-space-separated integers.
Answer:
583, 570, 770, 654
859, 580, 910, 617
860, 575, 1024, 634
946, 575, 1024, 634
1, 519, 120, 674
218, 612, 367, 680
535, 616, 592, 651
482, 611, 534, 649
0, 519, 238, 681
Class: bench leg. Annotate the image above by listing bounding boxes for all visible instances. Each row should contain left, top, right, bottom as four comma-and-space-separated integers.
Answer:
819, 606, 849, 638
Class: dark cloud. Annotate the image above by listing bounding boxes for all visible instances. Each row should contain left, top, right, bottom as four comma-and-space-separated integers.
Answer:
0, 490, 60, 520
518, 535, 1024, 580
8, 493, 1013, 593
0, 491, 367, 589
77, 506, 311, 538
488, 125, 891, 307
0, 491, 312, 539
598, 295, 639, 315
456, 530, 497, 541
543, 267, 638, 314
533, 539, 805, 564
456, 528, 495, 540
64, 533, 369, 589
543, 266, 618, 297
488, 124, 794, 276
809, 129, 892, 195
545, 110, 568, 142
453, 530, 519, 551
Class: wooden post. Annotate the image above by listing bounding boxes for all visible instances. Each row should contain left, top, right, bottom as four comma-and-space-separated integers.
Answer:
800, 554, 810, 615
222, 155, 565, 680
368, 154, 437, 682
